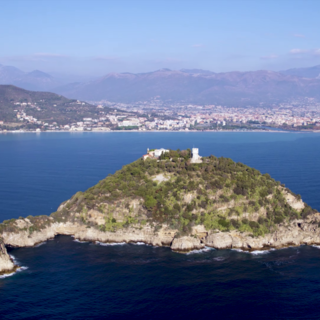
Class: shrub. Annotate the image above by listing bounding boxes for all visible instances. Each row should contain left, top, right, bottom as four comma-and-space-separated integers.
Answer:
274, 216, 284, 224
249, 221, 259, 229
230, 219, 240, 229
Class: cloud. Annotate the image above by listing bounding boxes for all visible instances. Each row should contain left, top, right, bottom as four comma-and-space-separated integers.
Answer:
289, 48, 308, 54
192, 44, 204, 48
261, 54, 278, 60
293, 34, 305, 38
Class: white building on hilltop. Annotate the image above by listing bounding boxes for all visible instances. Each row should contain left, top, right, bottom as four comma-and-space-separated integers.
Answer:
142, 148, 169, 160
154, 148, 169, 157
191, 148, 202, 163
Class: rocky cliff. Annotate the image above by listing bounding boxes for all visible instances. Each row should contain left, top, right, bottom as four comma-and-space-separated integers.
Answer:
0, 237, 15, 275
1, 150, 319, 274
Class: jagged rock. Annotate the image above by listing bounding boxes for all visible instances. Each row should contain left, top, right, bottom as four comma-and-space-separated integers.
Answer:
171, 236, 204, 252
0, 237, 15, 274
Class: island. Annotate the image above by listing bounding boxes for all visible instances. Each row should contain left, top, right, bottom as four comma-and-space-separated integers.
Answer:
1, 148, 320, 275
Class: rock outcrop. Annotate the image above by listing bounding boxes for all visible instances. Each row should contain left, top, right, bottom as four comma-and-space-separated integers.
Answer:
205, 233, 233, 249
2, 213, 320, 274
0, 237, 15, 274
171, 236, 204, 252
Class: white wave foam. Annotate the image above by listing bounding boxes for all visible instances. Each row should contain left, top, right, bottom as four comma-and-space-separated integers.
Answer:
313, 245, 320, 249
213, 257, 225, 261
231, 249, 244, 253
35, 242, 46, 247
17, 266, 28, 271
250, 250, 271, 255
0, 272, 16, 279
96, 241, 126, 246
0, 255, 28, 279
9, 254, 18, 264
131, 242, 151, 246
187, 246, 214, 255
231, 248, 274, 255
73, 239, 88, 243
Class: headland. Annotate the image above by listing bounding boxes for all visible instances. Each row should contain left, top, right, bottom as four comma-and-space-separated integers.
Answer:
1, 148, 320, 274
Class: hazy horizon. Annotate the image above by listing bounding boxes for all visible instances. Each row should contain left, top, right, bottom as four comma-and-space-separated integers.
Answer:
1, 0, 320, 77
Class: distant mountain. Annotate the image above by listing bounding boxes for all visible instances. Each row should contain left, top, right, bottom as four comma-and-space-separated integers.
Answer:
14, 70, 60, 91
0, 64, 25, 83
0, 64, 60, 91
54, 68, 320, 106
281, 65, 320, 79
180, 68, 215, 74
3, 63, 320, 106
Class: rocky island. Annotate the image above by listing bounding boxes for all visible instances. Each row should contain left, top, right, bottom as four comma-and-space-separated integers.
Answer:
1, 148, 320, 275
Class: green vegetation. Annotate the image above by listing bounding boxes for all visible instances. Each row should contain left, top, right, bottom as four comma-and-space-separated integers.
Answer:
0, 149, 314, 238
0, 85, 116, 125
56, 149, 311, 237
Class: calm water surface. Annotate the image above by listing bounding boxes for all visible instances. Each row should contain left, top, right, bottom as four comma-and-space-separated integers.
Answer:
1, 132, 320, 319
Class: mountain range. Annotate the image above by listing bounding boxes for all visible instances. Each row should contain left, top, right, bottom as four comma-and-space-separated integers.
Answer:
1, 63, 320, 105
55, 68, 320, 106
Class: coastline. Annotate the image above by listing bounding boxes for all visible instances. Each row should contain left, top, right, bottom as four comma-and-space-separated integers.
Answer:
2, 212, 320, 275
1, 129, 320, 134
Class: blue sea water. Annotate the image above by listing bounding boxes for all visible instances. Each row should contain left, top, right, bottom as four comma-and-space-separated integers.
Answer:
1, 132, 320, 319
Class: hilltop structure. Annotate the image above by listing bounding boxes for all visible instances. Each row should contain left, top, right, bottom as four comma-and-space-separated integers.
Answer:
191, 148, 202, 163
142, 148, 169, 160
143, 148, 202, 162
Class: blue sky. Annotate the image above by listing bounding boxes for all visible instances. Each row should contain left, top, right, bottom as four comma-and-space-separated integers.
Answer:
1, 0, 320, 76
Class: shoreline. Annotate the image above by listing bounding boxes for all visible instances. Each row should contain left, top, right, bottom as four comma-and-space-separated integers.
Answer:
1, 129, 320, 134
3, 234, 318, 279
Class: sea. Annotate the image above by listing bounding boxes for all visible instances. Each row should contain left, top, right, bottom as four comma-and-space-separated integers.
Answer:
1, 132, 320, 319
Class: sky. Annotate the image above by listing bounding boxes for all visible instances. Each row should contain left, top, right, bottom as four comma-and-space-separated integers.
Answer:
1, 0, 320, 76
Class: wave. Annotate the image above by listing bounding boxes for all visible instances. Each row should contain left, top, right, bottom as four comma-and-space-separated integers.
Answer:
186, 246, 214, 255
213, 257, 226, 261
131, 242, 151, 246
96, 241, 126, 246
0, 271, 16, 279
231, 248, 275, 255
0, 255, 28, 279
34, 242, 46, 247
73, 239, 89, 243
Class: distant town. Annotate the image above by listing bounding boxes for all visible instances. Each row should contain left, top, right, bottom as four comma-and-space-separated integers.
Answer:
2, 98, 320, 132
